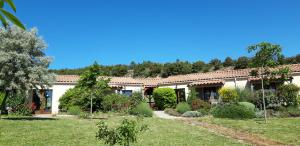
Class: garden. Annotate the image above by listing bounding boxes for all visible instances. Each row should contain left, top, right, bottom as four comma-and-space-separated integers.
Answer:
0, 12, 299, 145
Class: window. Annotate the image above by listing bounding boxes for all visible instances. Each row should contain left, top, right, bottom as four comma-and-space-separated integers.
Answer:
122, 90, 133, 96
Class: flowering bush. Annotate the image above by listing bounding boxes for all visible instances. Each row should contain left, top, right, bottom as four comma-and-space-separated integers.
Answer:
218, 87, 238, 103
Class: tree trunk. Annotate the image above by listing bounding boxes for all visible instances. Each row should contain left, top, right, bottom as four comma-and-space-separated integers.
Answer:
90, 93, 93, 120
261, 67, 267, 124
0, 90, 9, 115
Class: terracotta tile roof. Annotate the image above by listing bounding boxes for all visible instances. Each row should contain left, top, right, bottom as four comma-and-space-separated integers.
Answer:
54, 64, 300, 86
189, 79, 225, 86
138, 78, 162, 87
107, 76, 143, 86
55, 75, 80, 84
160, 68, 251, 84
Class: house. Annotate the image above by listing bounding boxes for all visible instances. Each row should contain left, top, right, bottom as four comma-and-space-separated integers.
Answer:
32, 64, 300, 114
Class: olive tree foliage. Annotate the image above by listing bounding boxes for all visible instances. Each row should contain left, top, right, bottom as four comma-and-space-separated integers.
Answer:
0, 0, 25, 29
0, 26, 54, 112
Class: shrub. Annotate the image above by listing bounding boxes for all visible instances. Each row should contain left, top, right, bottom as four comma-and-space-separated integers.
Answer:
255, 110, 264, 118
6, 93, 32, 116
197, 108, 210, 116
153, 88, 176, 110
286, 106, 300, 117
164, 108, 181, 116
102, 94, 130, 112
255, 89, 279, 109
277, 84, 300, 107
59, 87, 105, 112
79, 112, 89, 119
0, 92, 4, 105
187, 87, 198, 105
191, 99, 211, 110
237, 88, 255, 102
182, 111, 202, 117
238, 102, 256, 111
218, 87, 238, 103
211, 103, 255, 119
130, 102, 153, 117
68, 106, 82, 115
96, 118, 148, 146
129, 92, 144, 108
176, 102, 191, 114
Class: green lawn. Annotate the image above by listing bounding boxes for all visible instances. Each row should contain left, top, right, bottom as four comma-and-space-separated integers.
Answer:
200, 117, 300, 145
0, 114, 247, 146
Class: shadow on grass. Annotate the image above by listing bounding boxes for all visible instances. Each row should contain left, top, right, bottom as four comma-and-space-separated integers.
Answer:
1, 117, 57, 121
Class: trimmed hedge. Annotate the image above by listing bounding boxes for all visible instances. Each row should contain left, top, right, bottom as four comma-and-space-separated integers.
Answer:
176, 102, 191, 114
211, 103, 255, 119
153, 88, 177, 110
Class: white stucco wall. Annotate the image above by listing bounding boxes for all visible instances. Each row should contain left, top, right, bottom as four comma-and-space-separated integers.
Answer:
223, 78, 248, 89
122, 86, 143, 93
292, 74, 300, 95
51, 84, 75, 114
159, 84, 189, 100
292, 74, 300, 87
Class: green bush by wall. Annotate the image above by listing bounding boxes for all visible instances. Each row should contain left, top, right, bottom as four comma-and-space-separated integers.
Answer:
153, 88, 177, 110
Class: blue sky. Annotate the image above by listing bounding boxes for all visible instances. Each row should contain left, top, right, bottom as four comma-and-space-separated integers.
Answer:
14, 0, 300, 69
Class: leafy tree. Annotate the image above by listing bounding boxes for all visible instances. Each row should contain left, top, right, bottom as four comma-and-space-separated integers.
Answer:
209, 58, 222, 70
295, 54, 300, 63
223, 57, 235, 67
129, 61, 136, 70
283, 57, 297, 64
235, 56, 250, 69
111, 65, 128, 77
0, 0, 25, 29
192, 61, 206, 73
77, 62, 111, 117
133, 61, 162, 77
161, 60, 192, 77
248, 42, 284, 123
49, 67, 89, 75
0, 26, 54, 114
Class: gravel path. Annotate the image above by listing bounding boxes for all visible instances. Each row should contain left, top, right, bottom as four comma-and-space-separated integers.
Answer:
154, 111, 284, 146
153, 111, 182, 119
